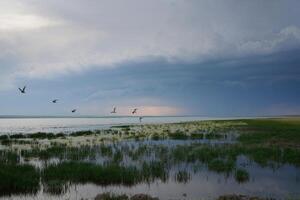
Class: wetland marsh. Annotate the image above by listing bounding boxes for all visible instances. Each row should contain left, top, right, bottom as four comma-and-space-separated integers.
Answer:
0, 118, 300, 200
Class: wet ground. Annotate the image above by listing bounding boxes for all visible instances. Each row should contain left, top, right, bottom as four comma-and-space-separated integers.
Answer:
1, 119, 300, 200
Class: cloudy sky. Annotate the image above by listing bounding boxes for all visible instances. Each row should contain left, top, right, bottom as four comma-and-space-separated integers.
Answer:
0, 0, 300, 116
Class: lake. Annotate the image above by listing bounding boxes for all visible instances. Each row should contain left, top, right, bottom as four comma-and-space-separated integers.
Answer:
0, 116, 254, 134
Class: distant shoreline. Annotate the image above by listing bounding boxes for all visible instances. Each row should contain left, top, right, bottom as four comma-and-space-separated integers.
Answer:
0, 114, 299, 119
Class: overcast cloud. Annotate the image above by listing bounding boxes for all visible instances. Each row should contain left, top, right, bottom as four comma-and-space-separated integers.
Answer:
0, 0, 299, 115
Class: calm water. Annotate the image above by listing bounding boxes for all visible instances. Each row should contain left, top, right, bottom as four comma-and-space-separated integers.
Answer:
4, 139, 300, 200
7, 167, 300, 200
0, 116, 251, 134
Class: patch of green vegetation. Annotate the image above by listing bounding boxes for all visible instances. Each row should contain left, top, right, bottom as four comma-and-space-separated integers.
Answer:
0, 139, 11, 145
0, 150, 20, 164
69, 130, 95, 137
175, 170, 190, 183
190, 133, 204, 139
237, 119, 300, 146
111, 125, 131, 129
207, 159, 235, 174
168, 130, 189, 140
0, 164, 40, 196
42, 161, 169, 194
205, 133, 223, 140
42, 162, 140, 187
235, 168, 249, 183
21, 145, 98, 161
0, 135, 9, 140
141, 161, 168, 183
151, 133, 165, 140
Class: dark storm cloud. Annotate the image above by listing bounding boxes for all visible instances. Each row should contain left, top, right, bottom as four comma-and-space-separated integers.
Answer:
0, 0, 300, 115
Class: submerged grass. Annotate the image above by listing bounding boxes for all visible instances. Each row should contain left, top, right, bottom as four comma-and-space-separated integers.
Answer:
207, 159, 235, 174
175, 170, 190, 183
235, 168, 250, 183
42, 161, 169, 194
0, 164, 40, 196
42, 162, 140, 186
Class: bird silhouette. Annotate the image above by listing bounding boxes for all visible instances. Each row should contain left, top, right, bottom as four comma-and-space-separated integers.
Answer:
111, 107, 117, 114
52, 99, 58, 103
139, 116, 143, 123
18, 86, 26, 94
72, 109, 77, 113
132, 108, 138, 114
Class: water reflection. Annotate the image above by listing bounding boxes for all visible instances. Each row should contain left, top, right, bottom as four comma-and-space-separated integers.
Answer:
1, 139, 300, 200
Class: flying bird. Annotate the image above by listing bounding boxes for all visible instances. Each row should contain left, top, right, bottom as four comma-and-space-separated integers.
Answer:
132, 108, 138, 114
111, 107, 117, 114
72, 109, 77, 113
52, 99, 58, 103
18, 86, 26, 94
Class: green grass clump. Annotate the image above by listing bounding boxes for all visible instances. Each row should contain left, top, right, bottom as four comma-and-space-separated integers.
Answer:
43, 180, 67, 195
21, 145, 97, 161
69, 130, 94, 137
100, 145, 113, 157
237, 119, 300, 146
151, 133, 164, 140
235, 168, 249, 183
168, 131, 188, 140
0, 164, 40, 196
207, 159, 235, 174
42, 161, 170, 194
190, 133, 204, 139
205, 133, 223, 139
175, 170, 190, 183
141, 161, 168, 183
42, 162, 140, 187
1, 139, 12, 145
0, 150, 20, 164
0, 135, 9, 140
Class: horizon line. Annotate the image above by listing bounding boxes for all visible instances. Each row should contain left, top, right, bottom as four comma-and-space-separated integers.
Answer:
0, 114, 299, 119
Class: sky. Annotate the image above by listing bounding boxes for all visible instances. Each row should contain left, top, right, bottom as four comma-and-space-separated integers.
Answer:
0, 0, 300, 116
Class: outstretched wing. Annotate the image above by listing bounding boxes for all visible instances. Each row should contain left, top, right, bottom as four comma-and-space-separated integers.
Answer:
132, 108, 138, 114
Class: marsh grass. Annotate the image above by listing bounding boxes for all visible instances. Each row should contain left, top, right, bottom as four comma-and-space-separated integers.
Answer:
141, 161, 169, 183
42, 162, 140, 186
235, 168, 249, 183
0, 118, 300, 196
207, 159, 235, 174
43, 180, 68, 195
237, 119, 300, 146
0, 150, 19, 164
205, 133, 223, 139
175, 170, 191, 183
190, 133, 204, 139
0, 164, 40, 196
168, 131, 189, 140
42, 161, 170, 194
